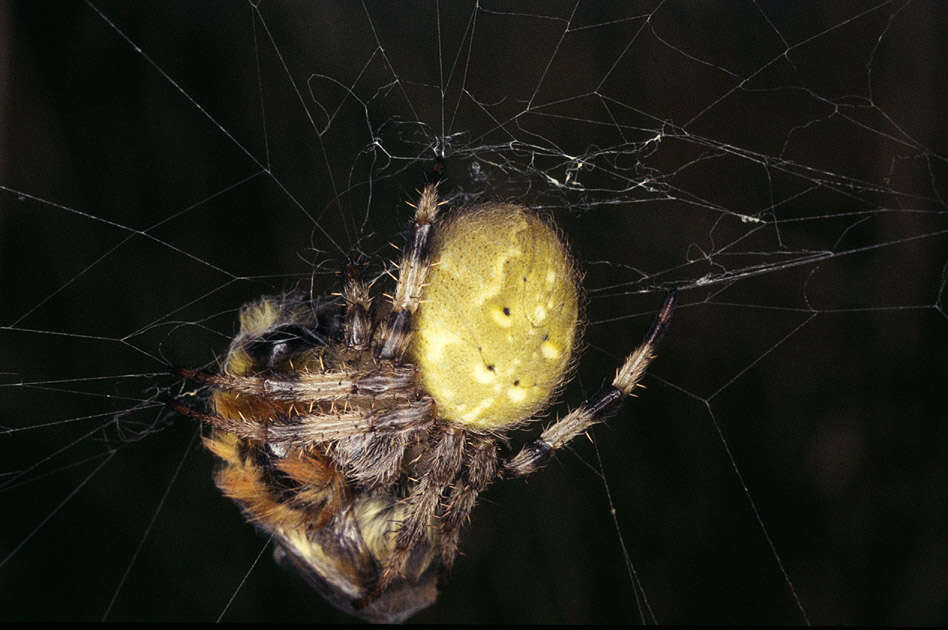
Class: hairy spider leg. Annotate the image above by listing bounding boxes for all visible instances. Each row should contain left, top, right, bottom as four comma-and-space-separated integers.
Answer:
376, 184, 442, 361
173, 365, 418, 401
169, 395, 435, 443
342, 263, 373, 351
439, 437, 498, 570
503, 290, 677, 478
371, 425, 466, 596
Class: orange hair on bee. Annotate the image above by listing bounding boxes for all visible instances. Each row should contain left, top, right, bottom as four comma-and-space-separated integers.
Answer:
203, 431, 346, 531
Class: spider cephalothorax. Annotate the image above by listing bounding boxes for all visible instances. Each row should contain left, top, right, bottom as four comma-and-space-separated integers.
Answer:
173, 184, 675, 622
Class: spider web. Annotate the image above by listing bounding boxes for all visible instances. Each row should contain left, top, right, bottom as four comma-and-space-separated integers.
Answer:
2, 0, 946, 623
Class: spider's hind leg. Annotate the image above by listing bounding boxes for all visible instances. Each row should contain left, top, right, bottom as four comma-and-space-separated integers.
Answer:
503, 290, 677, 477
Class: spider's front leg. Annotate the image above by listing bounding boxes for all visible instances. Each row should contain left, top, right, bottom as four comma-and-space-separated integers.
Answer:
171, 394, 435, 444
376, 184, 442, 361
342, 263, 373, 351
503, 290, 677, 477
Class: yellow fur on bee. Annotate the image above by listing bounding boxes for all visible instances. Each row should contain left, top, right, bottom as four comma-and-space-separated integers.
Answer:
237, 297, 284, 338
202, 430, 241, 465
201, 294, 351, 532
220, 297, 285, 377
221, 348, 253, 377
409, 204, 579, 429
353, 494, 437, 580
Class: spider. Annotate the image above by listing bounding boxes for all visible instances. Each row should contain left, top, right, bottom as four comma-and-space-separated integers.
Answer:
172, 183, 676, 623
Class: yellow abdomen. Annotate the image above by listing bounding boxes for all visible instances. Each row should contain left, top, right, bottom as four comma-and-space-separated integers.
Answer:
409, 204, 579, 430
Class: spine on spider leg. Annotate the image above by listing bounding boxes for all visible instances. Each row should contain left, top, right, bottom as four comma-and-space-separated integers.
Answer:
343, 263, 373, 350
503, 290, 678, 478
166, 398, 266, 441
376, 185, 441, 361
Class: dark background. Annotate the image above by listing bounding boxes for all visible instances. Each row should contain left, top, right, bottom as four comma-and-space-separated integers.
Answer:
1, 1, 946, 624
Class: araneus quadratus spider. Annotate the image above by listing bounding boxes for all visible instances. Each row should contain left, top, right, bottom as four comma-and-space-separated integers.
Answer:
172, 184, 676, 623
